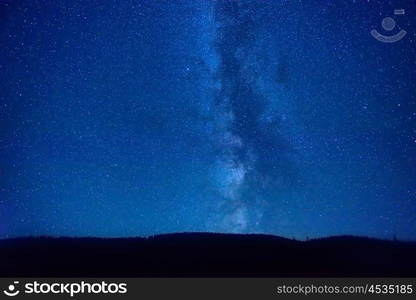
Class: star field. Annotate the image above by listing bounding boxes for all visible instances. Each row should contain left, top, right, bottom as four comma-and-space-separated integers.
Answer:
0, 0, 415, 240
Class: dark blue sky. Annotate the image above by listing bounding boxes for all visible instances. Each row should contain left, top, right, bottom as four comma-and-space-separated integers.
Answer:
1, 0, 415, 240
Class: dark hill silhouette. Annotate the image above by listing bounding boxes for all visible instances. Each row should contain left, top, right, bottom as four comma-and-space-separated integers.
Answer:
1, 232, 415, 277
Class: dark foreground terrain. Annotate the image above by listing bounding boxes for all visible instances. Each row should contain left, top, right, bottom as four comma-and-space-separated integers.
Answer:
1, 233, 415, 277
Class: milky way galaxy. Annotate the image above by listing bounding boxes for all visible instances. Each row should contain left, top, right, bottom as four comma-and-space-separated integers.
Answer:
206, 1, 296, 233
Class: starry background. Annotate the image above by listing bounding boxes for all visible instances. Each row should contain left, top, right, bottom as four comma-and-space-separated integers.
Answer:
1, 0, 415, 240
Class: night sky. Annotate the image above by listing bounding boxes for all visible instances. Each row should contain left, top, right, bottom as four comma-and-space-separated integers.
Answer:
1, 0, 415, 240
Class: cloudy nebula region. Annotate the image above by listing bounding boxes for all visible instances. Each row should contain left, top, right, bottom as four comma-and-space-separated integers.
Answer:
1, 0, 415, 239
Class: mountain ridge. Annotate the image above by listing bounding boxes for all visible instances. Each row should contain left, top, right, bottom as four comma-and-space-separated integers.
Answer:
1, 232, 415, 277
